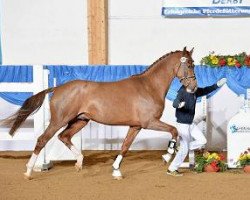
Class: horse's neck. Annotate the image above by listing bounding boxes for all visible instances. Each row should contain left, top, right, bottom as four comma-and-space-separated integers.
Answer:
143, 59, 176, 99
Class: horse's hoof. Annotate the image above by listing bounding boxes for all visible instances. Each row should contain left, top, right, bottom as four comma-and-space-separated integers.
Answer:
23, 173, 32, 180
75, 163, 82, 172
112, 169, 123, 180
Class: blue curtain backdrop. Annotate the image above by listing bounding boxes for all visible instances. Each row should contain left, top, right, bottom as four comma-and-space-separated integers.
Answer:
0, 65, 250, 105
0, 66, 33, 105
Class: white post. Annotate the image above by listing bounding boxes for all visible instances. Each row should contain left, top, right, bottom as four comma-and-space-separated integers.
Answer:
43, 68, 52, 168
33, 66, 52, 171
33, 65, 45, 139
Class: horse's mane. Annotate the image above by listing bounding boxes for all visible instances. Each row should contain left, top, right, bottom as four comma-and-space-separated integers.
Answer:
132, 50, 181, 77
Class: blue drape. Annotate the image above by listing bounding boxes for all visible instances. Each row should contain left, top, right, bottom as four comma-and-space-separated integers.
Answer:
1, 65, 250, 105
0, 66, 33, 105
195, 66, 250, 98
46, 65, 147, 86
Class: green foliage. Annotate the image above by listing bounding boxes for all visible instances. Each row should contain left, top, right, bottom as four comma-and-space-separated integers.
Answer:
195, 155, 207, 173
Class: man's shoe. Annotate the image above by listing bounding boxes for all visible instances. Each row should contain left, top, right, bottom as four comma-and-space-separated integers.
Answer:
189, 164, 195, 171
167, 170, 183, 177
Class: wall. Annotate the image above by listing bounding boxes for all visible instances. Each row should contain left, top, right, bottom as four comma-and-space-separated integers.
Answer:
1, 0, 88, 65
108, 0, 250, 65
2, 0, 250, 65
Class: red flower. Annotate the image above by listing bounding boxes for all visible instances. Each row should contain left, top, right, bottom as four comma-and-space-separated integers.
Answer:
210, 161, 217, 167
235, 61, 241, 68
219, 58, 226, 66
219, 154, 225, 161
244, 56, 250, 66
210, 161, 219, 171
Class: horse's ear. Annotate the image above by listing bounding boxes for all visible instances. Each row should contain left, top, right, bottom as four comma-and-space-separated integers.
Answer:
190, 47, 194, 56
182, 46, 187, 56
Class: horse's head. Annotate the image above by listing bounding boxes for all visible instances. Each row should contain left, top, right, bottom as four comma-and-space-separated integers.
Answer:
175, 47, 197, 91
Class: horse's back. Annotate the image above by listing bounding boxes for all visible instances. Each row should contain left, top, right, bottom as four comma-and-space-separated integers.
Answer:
49, 77, 161, 127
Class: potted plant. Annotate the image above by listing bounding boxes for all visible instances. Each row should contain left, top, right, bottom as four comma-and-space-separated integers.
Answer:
195, 151, 227, 173
236, 148, 250, 173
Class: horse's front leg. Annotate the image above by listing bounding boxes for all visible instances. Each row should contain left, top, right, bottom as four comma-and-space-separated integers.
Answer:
112, 126, 141, 180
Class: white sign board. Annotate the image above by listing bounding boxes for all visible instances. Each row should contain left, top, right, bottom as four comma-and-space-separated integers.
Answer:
227, 110, 250, 168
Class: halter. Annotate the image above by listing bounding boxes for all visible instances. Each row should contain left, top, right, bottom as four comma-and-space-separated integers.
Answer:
178, 57, 196, 86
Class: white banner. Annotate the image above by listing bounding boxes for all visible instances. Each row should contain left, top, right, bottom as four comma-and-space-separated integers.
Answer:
162, 0, 250, 17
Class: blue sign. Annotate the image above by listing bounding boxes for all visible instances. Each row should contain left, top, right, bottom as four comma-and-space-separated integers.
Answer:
230, 124, 250, 133
162, 0, 250, 17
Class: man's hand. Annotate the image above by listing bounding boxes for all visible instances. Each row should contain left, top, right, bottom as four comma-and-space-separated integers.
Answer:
217, 78, 227, 87
178, 102, 185, 108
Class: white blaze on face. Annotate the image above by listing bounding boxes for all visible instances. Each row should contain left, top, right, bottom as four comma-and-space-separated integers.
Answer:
180, 57, 187, 63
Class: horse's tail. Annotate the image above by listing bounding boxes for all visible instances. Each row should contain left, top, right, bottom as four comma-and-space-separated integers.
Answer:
0, 88, 54, 136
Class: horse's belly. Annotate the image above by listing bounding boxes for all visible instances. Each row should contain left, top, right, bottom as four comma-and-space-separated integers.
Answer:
83, 102, 140, 126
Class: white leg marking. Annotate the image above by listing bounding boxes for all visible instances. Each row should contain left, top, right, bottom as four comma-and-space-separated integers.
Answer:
112, 155, 123, 180
70, 145, 83, 171
24, 153, 38, 179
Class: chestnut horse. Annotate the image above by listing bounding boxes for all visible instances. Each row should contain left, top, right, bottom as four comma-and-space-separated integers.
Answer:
1, 47, 196, 179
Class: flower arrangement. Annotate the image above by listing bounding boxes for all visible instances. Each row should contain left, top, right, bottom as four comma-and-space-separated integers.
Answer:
195, 151, 227, 173
200, 52, 250, 68
236, 148, 250, 168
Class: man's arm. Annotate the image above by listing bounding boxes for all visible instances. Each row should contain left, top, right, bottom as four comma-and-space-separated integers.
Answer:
195, 84, 218, 97
195, 78, 227, 97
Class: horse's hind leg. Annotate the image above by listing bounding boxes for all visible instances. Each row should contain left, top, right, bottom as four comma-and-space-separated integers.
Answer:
112, 126, 141, 179
24, 123, 62, 179
58, 118, 89, 171
146, 120, 178, 140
